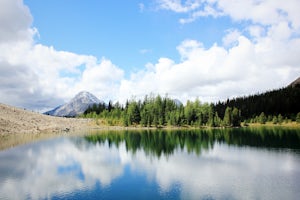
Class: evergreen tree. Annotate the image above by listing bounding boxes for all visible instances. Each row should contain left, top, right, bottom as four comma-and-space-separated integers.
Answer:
278, 114, 283, 124
296, 112, 300, 123
127, 102, 141, 125
208, 105, 215, 127
223, 107, 232, 127
184, 100, 195, 125
214, 112, 222, 127
272, 116, 278, 124
122, 110, 129, 126
267, 115, 273, 122
232, 107, 241, 127
108, 100, 113, 112
140, 108, 148, 127
258, 112, 267, 124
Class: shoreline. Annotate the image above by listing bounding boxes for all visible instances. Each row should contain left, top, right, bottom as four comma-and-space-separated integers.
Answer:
2, 123, 299, 151
2, 102, 299, 136
1, 103, 300, 150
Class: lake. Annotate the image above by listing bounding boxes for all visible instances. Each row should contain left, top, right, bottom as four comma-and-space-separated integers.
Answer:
0, 127, 300, 200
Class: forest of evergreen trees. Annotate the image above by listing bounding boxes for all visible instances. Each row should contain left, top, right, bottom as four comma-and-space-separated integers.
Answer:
214, 84, 300, 122
82, 84, 300, 127
82, 94, 241, 127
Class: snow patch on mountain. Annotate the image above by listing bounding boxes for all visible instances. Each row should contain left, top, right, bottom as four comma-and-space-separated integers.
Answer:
45, 91, 102, 117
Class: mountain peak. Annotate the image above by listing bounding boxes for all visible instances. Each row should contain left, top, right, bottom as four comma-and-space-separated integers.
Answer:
45, 91, 101, 117
75, 91, 93, 97
72, 91, 100, 103
76, 91, 90, 96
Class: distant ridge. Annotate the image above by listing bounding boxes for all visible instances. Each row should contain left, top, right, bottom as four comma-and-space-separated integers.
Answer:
173, 99, 183, 107
45, 91, 102, 117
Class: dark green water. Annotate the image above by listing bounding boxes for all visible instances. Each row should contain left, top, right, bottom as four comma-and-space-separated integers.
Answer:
0, 127, 299, 199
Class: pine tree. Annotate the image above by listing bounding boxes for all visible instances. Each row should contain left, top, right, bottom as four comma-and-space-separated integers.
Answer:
278, 114, 283, 124
272, 116, 278, 124
223, 107, 232, 127
127, 102, 140, 125
232, 107, 241, 127
296, 112, 300, 123
108, 100, 113, 112
214, 112, 222, 127
258, 112, 267, 124
122, 110, 129, 127
208, 105, 215, 127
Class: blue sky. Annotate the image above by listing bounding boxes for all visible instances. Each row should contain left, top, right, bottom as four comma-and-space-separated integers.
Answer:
24, 0, 232, 74
1, 0, 300, 111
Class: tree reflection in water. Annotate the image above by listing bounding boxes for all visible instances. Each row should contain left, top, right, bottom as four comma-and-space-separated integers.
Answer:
0, 127, 299, 200
85, 127, 300, 157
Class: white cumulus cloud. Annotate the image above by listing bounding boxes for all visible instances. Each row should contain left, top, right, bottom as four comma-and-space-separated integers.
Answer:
157, 0, 300, 28
0, 0, 300, 110
116, 0, 300, 103
118, 27, 300, 103
0, 0, 124, 111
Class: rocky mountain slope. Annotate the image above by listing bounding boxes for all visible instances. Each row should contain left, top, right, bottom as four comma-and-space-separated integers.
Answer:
45, 91, 102, 117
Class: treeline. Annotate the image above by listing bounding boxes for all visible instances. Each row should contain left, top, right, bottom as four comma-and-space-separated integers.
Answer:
214, 84, 300, 121
82, 84, 300, 127
82, 94, 241, 127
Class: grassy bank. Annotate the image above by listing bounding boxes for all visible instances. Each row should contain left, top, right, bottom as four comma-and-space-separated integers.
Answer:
244, 121, 300, 128
87, 117, 300, 130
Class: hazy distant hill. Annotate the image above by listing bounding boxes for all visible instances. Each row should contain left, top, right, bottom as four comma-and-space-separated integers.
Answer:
45, 91, 102, 117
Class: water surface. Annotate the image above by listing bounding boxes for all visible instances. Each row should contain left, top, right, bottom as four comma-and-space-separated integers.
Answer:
0, 128, 299, 199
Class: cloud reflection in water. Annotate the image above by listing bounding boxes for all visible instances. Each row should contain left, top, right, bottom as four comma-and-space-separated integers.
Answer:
0, 130, 299, 200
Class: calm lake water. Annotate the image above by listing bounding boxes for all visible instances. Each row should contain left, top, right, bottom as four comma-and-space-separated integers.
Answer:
0, 128, 300, 200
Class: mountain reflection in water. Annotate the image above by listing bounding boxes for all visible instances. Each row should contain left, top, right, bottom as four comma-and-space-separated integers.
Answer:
0, 127, 299, 200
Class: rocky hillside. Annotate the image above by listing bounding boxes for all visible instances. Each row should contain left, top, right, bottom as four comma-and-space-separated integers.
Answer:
0, 103, 89, 135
